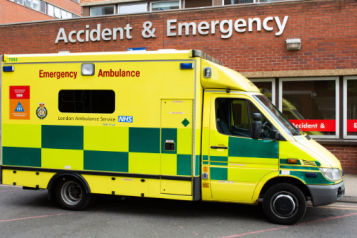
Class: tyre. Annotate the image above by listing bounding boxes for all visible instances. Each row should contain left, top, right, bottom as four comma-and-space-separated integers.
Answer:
262, 183, 306, 225
55, 177, 92, 211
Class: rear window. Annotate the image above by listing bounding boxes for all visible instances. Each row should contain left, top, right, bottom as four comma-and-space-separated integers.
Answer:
59, 90, 115, 114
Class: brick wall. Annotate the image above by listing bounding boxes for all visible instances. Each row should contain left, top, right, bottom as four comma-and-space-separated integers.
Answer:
46, 0, 82, 16
1, 0, 356, 71
324, 145, 357, 174
0, 0, 54, 24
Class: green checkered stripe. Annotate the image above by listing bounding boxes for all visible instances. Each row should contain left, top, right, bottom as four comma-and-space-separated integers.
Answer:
205, 137, 279, 180
2, 125, 199, 177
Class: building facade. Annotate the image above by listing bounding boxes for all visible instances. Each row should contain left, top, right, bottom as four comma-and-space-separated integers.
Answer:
0, 0, 82, 24
1, 0, 357, 173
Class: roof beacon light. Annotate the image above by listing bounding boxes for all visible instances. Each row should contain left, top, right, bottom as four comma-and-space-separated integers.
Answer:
127, 47, 146, 51
3, 66, 14, 72
81, 64, 95, 76
180, 63, 194, 70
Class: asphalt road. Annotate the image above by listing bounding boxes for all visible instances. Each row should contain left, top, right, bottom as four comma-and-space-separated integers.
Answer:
0, 185, 356, 238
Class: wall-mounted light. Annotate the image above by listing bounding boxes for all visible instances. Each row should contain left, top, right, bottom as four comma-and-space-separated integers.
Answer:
286, 39, 301, 51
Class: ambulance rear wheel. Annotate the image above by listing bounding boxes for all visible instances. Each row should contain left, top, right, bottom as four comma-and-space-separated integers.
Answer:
262, 183, 306, 225
55, 178, 92, 211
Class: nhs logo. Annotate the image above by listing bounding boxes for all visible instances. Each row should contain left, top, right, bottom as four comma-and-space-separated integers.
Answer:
118, 116, 133, 123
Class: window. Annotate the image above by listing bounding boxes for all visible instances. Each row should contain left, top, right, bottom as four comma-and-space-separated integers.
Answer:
25, 0, 32, 7
223, 0, 254, 4
54, 7, 61, 18
279, 77, 339, 138
40, 0, 46, 13
59, 90, 115, 114
90, 5, 115, 16
151, 1, 180, 11
47, 4, 54, 17
215, 98, 274, 139
344, 76, 357, 138
118, 3, 147, 14
66, 12, 73, 19
61, 9, 67, 19
32, 0, 40, 11
17, 0, 24, 5
250, 78, 276, 105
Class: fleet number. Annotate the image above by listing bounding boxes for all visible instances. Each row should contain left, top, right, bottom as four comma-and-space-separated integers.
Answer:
9, 58, 17, 62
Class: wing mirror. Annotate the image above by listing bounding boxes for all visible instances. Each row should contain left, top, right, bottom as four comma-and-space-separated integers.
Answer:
252, 113, 262, 140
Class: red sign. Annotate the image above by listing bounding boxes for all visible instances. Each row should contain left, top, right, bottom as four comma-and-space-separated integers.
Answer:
347, 120, 357, 132
10, 86, 30, 99
9, 86, 30, 120
289, 120, 336, 132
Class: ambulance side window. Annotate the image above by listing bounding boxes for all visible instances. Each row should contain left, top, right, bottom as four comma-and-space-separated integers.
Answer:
59, 90, 115, 113
216, 98, 250, 137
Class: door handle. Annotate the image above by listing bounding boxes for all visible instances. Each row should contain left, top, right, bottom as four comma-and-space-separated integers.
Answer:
211, 146, 228, 149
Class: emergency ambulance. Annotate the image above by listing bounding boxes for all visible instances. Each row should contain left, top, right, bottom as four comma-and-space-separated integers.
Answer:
0, 50, 345, 225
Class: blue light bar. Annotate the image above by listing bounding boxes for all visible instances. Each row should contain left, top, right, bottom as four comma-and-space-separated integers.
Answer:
3, 66, 14, 72
180, 63, 194, 69
127, 47, 146, 51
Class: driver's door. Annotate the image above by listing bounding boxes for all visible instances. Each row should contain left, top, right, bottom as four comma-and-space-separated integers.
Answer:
208, 94, 279, 202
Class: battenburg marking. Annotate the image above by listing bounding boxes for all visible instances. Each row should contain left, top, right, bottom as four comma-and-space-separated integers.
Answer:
36, 102, 47, 120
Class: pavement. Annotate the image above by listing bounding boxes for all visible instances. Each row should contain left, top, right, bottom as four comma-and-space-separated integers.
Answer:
1, 185, 357, 238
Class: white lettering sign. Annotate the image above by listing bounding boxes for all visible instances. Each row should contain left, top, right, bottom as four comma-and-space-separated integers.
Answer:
55, 16, 289, 44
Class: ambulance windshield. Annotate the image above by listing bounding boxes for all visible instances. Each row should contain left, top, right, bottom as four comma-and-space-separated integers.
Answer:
254, 95, 300, 136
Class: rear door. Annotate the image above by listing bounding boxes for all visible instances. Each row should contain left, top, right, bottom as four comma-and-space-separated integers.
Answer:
160, 99, 193, 195
207, 93, 279, 202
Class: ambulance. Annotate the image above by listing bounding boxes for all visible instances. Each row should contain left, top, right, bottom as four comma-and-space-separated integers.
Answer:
0, 50, 345, 225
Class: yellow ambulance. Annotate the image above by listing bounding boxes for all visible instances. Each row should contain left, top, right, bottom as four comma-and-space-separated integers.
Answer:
0, 50, 344, 224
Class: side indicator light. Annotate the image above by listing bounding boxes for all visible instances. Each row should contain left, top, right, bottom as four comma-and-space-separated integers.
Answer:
203, 182, 209, 188
3, 66, 14, 72
203, 166, 208, 172
287, 159, 298, 164
305, 173, 318, 178
180, 63, 194, 69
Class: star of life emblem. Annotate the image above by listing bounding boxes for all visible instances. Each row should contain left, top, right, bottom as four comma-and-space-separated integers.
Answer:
36, 102, 47, 120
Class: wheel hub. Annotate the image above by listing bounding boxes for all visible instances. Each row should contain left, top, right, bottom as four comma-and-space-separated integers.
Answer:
273, 194, 296, 216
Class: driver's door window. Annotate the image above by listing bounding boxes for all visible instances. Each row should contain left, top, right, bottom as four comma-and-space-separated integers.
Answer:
215, 98, 274, 139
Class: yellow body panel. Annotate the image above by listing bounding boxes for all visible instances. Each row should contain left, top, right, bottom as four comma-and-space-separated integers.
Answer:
1, 50, 343, 205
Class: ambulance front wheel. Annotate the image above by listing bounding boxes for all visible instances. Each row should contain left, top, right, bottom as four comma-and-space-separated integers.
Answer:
55, 177, 92, 211
262, 183, 307, 225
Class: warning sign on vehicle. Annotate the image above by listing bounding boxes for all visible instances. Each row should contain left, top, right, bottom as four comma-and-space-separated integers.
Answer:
9, 86, 30, 120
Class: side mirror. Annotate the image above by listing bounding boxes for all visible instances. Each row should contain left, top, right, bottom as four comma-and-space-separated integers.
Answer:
252, 113, 262, 140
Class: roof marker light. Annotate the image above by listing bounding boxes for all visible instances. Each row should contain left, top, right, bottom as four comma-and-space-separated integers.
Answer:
180, 63, 194, 70
81, 64, 95, 76
127, 47, 146, 51
3, 66, 14, 72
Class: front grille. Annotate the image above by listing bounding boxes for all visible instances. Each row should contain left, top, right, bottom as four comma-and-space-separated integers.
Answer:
302, 160, 317, 167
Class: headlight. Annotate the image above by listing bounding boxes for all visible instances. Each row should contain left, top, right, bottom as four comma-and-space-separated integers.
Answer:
320, 168, 342, 181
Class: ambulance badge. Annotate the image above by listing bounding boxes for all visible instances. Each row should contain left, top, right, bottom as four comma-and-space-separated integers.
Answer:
36, 102, 47, 120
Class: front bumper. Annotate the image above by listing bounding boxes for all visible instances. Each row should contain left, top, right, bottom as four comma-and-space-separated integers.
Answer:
307, 181, 345, 207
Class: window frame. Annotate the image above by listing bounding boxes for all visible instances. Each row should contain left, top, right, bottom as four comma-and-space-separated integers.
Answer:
90, 5, 116, 16
118, 2, 148, 14
343, 76, 357, 139
150, 0, 181, 12
279, 77, 340, 139
250, 78, 276, 105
